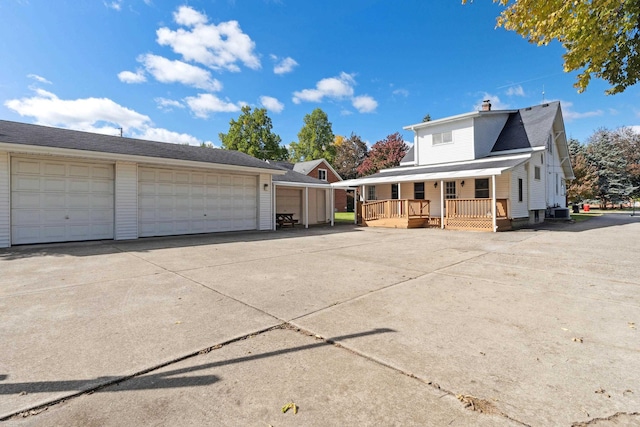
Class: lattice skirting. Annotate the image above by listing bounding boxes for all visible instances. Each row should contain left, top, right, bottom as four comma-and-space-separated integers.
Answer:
446, 218, 493, 231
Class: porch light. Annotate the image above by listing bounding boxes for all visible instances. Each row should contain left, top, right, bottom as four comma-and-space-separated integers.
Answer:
433, 182, 438, 188
263, 183, 269, 191
461, 180, 465, 187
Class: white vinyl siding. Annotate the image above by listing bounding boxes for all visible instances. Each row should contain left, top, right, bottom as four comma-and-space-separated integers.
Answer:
0, 152, 10, 248
138, 167, 257, 237
509, 164, 529, 218
258, 173, 272, 230
115, 162, 138, 240
416, 118, 475, 165
528, 157, 546, 210
10, 157, 114, 245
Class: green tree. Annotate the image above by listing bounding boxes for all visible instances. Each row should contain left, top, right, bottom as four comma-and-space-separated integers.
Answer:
218, 105, 288, 160
586, 128, 636, 208
566, 138, 598, 203
289, 108, 336, 163
466, 0, 640, 94
334, 132, 368, 180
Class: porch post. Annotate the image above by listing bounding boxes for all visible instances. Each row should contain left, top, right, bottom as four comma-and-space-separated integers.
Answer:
353, 189, 357, 225
492, 175, 497, 232
398, 182, 401, 198
305, 186, 309, 229
440, 180, 445, 229
272, 183, 277, 230
330, 187, 334, 226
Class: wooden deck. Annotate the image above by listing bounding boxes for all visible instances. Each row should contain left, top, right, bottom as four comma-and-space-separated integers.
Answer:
359, 198, 510, 231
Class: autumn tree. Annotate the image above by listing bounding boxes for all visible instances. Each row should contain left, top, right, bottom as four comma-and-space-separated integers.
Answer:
357, 132, 408, 177
289, 108, 336, 163
566, 138, 598, 203
466, 0, 640, 94
334, 133, 368, 180
219, 105, 288, 160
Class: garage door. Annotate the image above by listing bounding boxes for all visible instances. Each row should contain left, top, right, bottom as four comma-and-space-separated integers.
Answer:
138, 167, 257, 237
276, 188, 302, 220
11, 157, 114, 245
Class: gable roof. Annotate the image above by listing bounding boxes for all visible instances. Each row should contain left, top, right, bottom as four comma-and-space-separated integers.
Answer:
269, 161, 331, 187
293, 158, 343, 180
491, 102, 560, 153
400, 145, 415, 165
0, 120, 283, 173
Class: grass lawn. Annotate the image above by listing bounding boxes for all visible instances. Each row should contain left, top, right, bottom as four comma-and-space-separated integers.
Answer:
570, 213, 602, 222
334, 212, 355, 223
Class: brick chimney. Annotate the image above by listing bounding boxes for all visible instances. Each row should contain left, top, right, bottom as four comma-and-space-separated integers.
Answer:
481, 100, 491, 111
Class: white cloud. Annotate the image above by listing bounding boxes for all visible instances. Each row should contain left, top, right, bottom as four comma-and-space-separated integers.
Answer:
259, 96, 284, 113
27, 74, 52, 84
184, 93, 241, 118
156, 6, 260, 72
473, 94, 510, 111
5, 88, 150, 132
560, 101, 603, 122
273, 56, 298, 75
118, 69, 146, 84
155, 97, 185, 111
104, 1, 123, 11
134, 127, 214, 146
629, 125, 640, 134
392, 88, 409, 97
505, 85, 525, 97
293, 72, 355, 104
340, 109, 353, 116
138, 54, 222, 91
352, 95, 378, 113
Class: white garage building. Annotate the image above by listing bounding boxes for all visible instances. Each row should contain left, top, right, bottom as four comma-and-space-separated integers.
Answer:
0, 120, 286, 248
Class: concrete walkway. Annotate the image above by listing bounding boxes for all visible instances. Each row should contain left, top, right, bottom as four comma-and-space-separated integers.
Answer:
1, 215, 639, 426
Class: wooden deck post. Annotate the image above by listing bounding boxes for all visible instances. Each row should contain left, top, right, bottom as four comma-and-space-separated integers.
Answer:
491, 175, 497, 232
305, 186, 309, 229
330, 187, 334, 226
440, 180, 445, 229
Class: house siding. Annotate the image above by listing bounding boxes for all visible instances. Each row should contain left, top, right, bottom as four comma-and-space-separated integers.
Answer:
529, 154, 546, 210
259, 173, 272, 230
509, 164, 529, 218
0, 152, 10, 248
416, 118, 475, 166
546, 131, 567, 208
115, 161, 138, 240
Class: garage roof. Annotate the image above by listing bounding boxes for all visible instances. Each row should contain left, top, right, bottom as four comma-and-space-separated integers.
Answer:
0, 120, 283, 172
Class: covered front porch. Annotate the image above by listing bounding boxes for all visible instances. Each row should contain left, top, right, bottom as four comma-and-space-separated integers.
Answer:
358, 197, 510, 231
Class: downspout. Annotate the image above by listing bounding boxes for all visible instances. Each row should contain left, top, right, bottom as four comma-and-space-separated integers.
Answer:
330, 187, 334, 226
492, 175, 497, 232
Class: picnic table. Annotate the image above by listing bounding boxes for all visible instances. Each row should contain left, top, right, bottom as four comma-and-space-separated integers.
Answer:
276, 213, 298, 228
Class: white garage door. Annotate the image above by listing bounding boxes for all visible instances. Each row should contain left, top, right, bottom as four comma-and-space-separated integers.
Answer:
11, 157, 114, 245
138, 167, 257, 237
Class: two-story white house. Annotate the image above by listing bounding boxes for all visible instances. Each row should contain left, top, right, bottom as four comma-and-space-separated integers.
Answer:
333, 101, 574, 231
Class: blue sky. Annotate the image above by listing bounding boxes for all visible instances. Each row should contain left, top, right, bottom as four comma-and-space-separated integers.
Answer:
1, 0, 639, 149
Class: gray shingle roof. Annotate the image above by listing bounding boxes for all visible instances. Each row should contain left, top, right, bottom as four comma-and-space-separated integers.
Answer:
270, 161, 329, 185
374, 155, 530, 178
400, 145, 415, 163
491, 102, 559, 153
0, 120, 282, 172
293, 159, 324, 175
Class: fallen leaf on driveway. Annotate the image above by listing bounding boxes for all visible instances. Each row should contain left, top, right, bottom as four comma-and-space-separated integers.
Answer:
629, 322, 636, 329
281, 402, 298, 414
572, 337, 583, 343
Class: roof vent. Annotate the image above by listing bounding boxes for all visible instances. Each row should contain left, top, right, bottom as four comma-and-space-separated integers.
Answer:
481, 100, 491, 111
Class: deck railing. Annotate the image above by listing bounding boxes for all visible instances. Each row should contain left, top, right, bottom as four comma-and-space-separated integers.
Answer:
362, 199, 430, 221
445, 198, 508, 219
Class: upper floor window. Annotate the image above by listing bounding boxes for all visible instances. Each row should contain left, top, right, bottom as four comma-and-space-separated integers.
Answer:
547, 134, 553, 154
534, 166, 541, 180
318, 169, 327, 181
432, 131, 453, 145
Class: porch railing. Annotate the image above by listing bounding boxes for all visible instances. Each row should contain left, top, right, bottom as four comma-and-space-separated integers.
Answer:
362, 199, 430, 221
445, 198, 508, 219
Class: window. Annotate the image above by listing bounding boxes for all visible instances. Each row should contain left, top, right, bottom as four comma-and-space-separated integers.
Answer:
518, 178, 523, 202
391, 183, 399, 200
474, 179, 489, 199
534, 166, 541, 180
318, 169, 327, 181
432, 131, 453, 145
414, 182, 425, 200
445, 181, 456, 199
555, 173, 559, 195
547, 134, 553, 154
367, 185, 376, 201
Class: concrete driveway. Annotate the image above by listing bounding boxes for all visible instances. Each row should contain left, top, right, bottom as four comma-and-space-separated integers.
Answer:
1, 215, 639, 426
